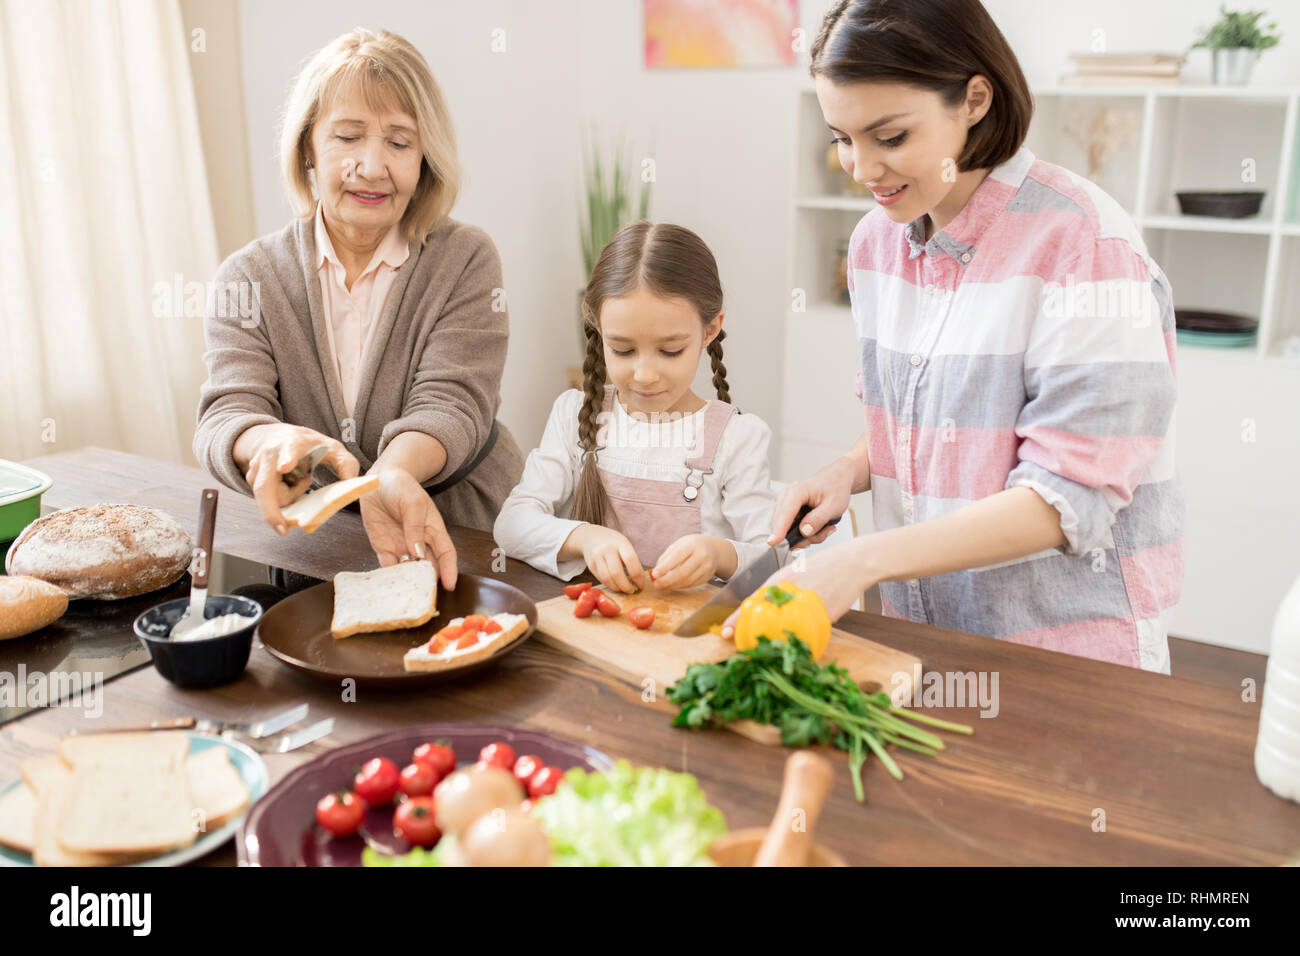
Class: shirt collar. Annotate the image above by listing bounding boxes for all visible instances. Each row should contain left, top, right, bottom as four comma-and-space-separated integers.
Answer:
904, 145, 1035, 266
313, 203, 411, 276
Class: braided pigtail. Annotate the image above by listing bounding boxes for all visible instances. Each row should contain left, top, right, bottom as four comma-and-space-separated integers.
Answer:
707, 328, 732, 406
570, 315, 614, 528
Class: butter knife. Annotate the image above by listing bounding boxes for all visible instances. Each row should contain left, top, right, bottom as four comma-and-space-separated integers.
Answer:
672, 504, 841, 636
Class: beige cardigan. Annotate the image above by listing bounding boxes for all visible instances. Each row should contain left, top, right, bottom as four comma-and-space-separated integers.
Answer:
194, 214, 523, 533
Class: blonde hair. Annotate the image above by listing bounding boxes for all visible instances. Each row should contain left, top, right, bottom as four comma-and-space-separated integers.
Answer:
279, 28, 461, 245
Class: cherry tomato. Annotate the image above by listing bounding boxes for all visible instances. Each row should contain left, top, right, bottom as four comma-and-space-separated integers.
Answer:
629, 606, 655, 629
595, 592, 621, 618
353, 756, 400, 806
574, 589, 597, 618
461, 615, 488, 632
413, 741, 456, 777
527, 766, 564, 798
481, 619, 503, 634
479, 742, 516, 770
393, 796, 441, 848
456, 631, 481, 649
513, 754, 544, 787
315, 791, 366, 837
399, 761, 438, 797
563, 582, 593, 599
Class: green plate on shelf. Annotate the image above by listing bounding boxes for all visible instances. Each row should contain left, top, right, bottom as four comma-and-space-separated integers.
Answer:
1175, 329, 1257, 348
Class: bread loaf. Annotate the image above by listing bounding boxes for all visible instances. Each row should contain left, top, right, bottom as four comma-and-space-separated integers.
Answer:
5, 504, 193, 600
0, 575, 68, 640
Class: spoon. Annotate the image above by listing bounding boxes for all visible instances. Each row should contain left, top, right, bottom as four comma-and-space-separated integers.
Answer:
170, 488, 219, 641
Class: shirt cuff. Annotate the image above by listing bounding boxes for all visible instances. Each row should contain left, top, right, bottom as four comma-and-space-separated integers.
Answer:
1006, 460, 1113, 555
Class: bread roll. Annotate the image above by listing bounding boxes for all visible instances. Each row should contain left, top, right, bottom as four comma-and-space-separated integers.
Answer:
0, 575, 68, 640
5, 504, 193, 600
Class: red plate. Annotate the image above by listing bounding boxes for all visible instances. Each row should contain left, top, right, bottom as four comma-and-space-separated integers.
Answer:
237, 724, 613, 866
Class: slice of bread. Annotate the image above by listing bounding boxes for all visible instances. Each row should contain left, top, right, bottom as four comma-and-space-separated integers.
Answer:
281, 475, 381, 533
21, 757, 133, 866
186, 746, 249, 831
58, 765, 196, 855
403, 613, 529, 672
331, 561, 439, 639
58, 730, 189, 771
0, 782, 36, 853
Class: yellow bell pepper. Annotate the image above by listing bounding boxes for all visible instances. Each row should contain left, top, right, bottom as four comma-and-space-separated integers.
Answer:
732, 581, 831, 660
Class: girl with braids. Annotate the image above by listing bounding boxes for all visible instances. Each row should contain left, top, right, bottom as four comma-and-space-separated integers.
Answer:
493, 221, 784, 594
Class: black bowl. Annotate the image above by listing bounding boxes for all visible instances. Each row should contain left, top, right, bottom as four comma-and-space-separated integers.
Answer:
133, 594, 262, 689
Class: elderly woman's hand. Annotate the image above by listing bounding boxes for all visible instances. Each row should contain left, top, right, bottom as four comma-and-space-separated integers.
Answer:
359, 468, 458, 590
236, 423, 360, 535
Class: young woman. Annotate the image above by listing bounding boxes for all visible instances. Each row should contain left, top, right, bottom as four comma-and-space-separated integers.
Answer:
494, 221, 783, 594
732, 0, 1184, 672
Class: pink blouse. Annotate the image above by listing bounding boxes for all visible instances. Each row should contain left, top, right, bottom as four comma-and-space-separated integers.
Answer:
314, 204, 410, 416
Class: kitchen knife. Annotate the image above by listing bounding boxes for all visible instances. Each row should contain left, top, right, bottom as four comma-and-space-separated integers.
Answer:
281, 442, 332, 488
672, 504, 841, 636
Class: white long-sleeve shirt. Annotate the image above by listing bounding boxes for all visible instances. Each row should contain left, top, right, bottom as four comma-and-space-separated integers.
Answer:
494, 389, 785, 581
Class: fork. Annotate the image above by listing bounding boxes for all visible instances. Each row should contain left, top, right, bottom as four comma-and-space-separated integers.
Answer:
70, 704, 310, 740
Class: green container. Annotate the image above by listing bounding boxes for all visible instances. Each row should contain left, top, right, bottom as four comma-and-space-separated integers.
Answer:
0, 460, 53, 546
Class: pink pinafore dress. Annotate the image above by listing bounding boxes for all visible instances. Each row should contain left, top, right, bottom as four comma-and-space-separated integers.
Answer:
593, 385, 737, 567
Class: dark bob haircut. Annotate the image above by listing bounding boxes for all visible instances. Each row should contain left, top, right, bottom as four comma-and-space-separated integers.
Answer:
810, 0, 1033, 172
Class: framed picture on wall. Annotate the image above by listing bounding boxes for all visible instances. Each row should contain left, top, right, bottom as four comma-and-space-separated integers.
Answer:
644, 0, 798, 68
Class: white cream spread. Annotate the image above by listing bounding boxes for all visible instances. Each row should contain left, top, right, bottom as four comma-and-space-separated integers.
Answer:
171, 612, 255, 642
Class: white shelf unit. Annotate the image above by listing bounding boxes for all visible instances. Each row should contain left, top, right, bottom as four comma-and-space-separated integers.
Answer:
779, 84, 1300, 653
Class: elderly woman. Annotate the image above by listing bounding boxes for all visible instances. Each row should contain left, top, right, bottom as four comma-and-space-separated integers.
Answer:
195, 28, 523, 589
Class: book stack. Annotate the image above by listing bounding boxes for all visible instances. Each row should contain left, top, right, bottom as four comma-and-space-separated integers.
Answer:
1061, 52, 1185, 86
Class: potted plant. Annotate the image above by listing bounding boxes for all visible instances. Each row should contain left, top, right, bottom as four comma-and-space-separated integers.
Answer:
576, 136, 653, 358
1191, 5, 1282, 86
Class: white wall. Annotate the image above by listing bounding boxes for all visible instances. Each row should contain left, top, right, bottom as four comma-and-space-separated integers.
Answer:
235, 0, 1300, 651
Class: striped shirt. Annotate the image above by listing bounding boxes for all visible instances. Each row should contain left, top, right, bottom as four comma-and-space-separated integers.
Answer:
848, 145, 1184, 672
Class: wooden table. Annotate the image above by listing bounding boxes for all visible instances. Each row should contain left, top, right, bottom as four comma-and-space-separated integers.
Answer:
4, 447, 1298, 866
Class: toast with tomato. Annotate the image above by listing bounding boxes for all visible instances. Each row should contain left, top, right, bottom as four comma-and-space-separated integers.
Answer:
402, 612, 529, 672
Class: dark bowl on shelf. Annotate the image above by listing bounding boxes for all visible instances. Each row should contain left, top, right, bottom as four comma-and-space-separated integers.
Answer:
1174, 308, 1258, 333
133, 594, 262, 689
1174, 191, 1265, 218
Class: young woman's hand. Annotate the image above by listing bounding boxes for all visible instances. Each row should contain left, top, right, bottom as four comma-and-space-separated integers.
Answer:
359, 469, 458, 590
236, 423, 359, 535
650, 534, 736, 592
768, 455, 856, 550
721, 536, 871, 638
569, 524, 645, 594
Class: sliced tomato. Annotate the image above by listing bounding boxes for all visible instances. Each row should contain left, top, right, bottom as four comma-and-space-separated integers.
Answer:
455, 631, 481, 649
628, 606, 655, 629
481, 619, 503, 634
574, 589, 597, 618
595, 592, 622, 618
460, 614, 488, 632
563, 582, 593, 599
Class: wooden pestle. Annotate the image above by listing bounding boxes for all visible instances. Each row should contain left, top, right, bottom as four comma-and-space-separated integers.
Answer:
753, 750, 835, 866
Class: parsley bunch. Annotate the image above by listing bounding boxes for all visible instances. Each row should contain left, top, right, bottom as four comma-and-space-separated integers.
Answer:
667, 635, 972, 802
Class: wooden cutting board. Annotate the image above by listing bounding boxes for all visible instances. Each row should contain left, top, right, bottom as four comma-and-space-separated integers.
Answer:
535, 582, 922, 745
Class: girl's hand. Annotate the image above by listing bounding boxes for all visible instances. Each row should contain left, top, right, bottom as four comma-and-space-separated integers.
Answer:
359, 469, 458, 590
650, 534, 733, 592
572, 524, 645, 594
240, 423, 360, 534
768, 456, 856, 550
721, 536, 872, 638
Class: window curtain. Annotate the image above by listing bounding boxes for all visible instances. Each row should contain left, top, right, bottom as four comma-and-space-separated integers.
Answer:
0, 0, 218, 463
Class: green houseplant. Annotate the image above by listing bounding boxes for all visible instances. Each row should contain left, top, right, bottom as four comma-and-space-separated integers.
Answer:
1192, 5, 1282, 85
579, 136, 653, 283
